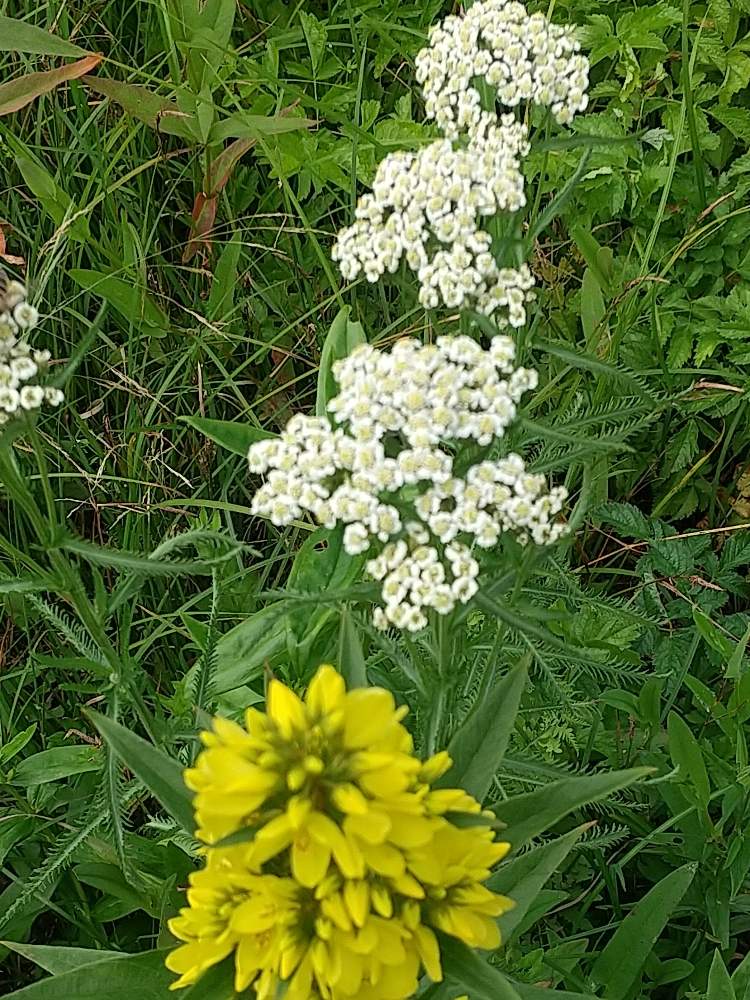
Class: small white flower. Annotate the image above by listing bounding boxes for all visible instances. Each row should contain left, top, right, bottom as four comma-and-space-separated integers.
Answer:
0, 387, 20, 413
19, 384, 44, 410
13, 302, 39, 330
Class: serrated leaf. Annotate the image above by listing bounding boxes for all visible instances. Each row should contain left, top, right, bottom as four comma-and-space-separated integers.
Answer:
667, 420, 698, 473
708, 106, 750, 141
181, 415, 276, 456
595, 501, 653, 540
492, 768, 650, 850
59, 537, 217, 576
436, 657, 528, 802
87, 712, 194, 833
590, 863, 696, 999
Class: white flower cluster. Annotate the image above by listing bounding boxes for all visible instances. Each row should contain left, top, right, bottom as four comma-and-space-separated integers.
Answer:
0, 277, 62, 425
416, 0, 590, 139
332, 0, 589, 322
248, 336, 567, 631
332, 128, 535, 324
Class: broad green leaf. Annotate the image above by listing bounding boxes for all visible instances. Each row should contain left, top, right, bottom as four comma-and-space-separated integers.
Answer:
489, 826, 586, 941
210, 111, 316, 144
0, 16, 89, 56
727, 622, 750, 680
83, 76, 198, 141
707, 950, 736, 1000
492, 768, 650, 850
439, 935, 521, 1000
300, 10, 327, 72
0, 55, 102, 116
590, 863, 696, 1000
69, 269, 168, 333
667, 711, 710, 808
214, 604, 288, 694
337, 608, 368, 689
11, 745, 100, 786
207, 233, 242, 320
436, 657, 528, 802
0, 724, 37, 765
581, 266, 607, 345
1, 943, 122, 976
514, 986, 598, 1000
2, 948, 174, 998
732, 949, 750, 998
15, 154, 89, 242
181, 415, 276, 456
316, 306, 367, 417
87, 712, 194, 834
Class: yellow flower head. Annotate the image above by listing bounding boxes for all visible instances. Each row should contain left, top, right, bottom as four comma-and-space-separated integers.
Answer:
167, 665, 513, 997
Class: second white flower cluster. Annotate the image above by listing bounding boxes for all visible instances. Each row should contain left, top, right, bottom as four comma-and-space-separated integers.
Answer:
248, 335, 567, 631
0, 278, 63, 423
332, 0, 590, 325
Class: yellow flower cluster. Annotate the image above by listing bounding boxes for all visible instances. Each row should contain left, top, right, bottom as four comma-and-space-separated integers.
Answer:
166, 665, 512, 997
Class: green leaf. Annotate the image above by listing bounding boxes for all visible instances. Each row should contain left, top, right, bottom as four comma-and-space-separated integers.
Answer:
0, 16, 89, 56
707, 950, 736, 1000
1, 943, 122, 976
69, 269, 168, 333
87, 712, 194, 834
594, 501, 653, 540
0, 724, 37, 766
667, 711, 711, 808
1, 948, 175, 999
11, 745, 100, 786
708, 106, 750, 141
83, 76, 198, 141
492, 768, 651, 850
439, 935, 521, 1000
59, 537, 217, 576
315, 306, 367, 417
488, 826, 586, 942
300, 10, 327, 73
181, 415, 275, 456
337, 608, 368, 689
590, 863, 696, 1000
213, 604, 288, 694
726, 621, 750, 680
436, 657, 528, 802
514, 987, 597, 1000
581, 266, 607, 345
732, 949, 750, 998
207, 233, 241, 320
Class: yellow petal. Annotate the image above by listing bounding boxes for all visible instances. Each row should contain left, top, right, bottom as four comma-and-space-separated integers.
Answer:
309, 812, 365, 879
414, 924, 442, 982
343, 689, 399, 747
292, 829, 331, 887
343, 879, 370, 927
306, 664, 346, 716
267, 678, 307, 738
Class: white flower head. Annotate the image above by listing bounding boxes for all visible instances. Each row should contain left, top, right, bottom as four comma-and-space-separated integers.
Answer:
247, 336, 567, 630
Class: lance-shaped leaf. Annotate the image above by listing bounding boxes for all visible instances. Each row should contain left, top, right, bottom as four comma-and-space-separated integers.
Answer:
83, 76, 197, 140
181, 415, 276, 456
591, 863, 697, 1000
87, 711, 194, 833
0, 16, 89, 57
489, 825, 589, 941
316, 306, 367, 417
435, 656, 528, 802
0, 948, 175, 999
492, 767, 651, 850
0, 54, 102, 116
338, 608, 368, 689
439, 935, 521, 999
